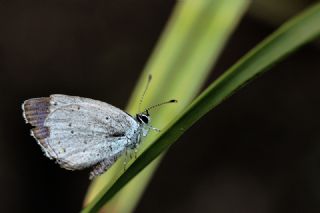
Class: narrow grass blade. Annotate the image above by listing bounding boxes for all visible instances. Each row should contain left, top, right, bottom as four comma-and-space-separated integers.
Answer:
82, 2, 320, 213
83, 0, 249, 212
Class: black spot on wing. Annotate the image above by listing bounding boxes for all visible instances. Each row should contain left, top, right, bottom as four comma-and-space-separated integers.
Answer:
109, 132, 125, 137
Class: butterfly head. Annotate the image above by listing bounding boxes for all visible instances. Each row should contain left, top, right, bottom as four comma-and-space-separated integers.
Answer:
135, 74, 177, 129
136, 99, 177, 126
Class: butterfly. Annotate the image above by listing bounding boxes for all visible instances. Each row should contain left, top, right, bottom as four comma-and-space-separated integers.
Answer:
22, 76, 176, 179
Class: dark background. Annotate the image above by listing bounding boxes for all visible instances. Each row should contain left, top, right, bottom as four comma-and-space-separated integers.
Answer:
1, 0, 320, 212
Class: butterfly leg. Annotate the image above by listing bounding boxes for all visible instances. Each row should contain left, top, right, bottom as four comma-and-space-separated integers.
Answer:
123, 149, 134, 171
123, 136, 138, 171
123, 149, 128, 171
133, 137, 139, 159
147, 125, 160, 132
89, 156, 117, 179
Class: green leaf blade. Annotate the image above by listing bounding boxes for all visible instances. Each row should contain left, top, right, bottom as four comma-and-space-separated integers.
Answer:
82, 2, 320, 212
83, 0, 249, 212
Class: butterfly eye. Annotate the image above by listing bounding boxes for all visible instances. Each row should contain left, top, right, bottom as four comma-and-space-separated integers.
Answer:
137, 114, 149, 124
141, 115, 149, 123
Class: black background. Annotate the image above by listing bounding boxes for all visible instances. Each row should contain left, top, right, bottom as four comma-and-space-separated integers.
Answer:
1, 1, 320, 212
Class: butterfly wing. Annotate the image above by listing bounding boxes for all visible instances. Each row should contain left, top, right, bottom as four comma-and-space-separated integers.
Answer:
22, 94, 140, 170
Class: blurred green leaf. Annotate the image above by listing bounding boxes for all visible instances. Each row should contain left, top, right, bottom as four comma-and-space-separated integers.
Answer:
83, 0, 249, 212
82, 2, 320, 212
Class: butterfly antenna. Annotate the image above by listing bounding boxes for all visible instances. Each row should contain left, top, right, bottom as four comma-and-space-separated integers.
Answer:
138, 74, 152, 112
144, 99, 178, 114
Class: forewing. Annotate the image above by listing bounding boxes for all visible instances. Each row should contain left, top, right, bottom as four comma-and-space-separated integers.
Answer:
22, 94, 139, 170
